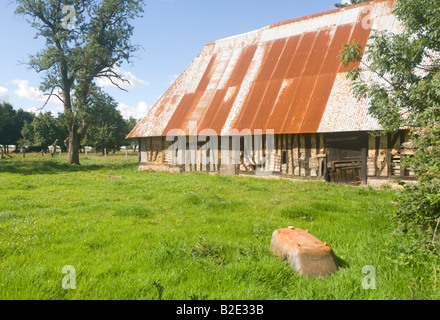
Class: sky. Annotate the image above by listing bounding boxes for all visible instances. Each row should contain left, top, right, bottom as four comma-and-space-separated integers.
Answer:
0, 0, 347, 120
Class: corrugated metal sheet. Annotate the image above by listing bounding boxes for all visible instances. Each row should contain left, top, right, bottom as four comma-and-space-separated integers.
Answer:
128, 0, 399, 139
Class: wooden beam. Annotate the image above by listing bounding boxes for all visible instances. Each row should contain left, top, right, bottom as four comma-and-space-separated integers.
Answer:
361, 144, 368, 185
280, 134, 284, 157
387, 132, 400, 177
149, 137, 153, 162
286, 134, 290, 174
315, 133, 321, 154
280, 134, 284, 173
305, 134, 312, 176
297, 134, 301, 175
161, 137, 165, 163
262, 134, 266, 171
291, 134, 295, 175
399, 130, 406, 178
138, 138, 141, 164
375, 136, 381, 177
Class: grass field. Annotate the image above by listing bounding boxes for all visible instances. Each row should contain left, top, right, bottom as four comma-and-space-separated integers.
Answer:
0, 152, 439, 300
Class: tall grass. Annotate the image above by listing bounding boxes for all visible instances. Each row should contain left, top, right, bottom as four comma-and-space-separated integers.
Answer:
0, 153, 439, 300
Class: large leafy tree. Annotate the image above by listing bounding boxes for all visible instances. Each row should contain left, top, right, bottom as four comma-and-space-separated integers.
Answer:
339, 0, 440, 235
0, 102, 34, 151
0, 103, 16, 149
15, 0, 145, 165
14, 109, 36, 147
21, 111, 67, 152
0, 104, 9, 134
83, 88, 128, 153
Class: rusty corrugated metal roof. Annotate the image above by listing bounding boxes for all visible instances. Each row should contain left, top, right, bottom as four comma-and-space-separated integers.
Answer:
128, 0, 399, 138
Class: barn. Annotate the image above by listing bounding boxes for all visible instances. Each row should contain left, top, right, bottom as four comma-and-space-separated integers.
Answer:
127, 0, 415, 185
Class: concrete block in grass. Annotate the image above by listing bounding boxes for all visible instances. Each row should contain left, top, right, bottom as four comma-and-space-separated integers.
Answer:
270, 227, 338, 278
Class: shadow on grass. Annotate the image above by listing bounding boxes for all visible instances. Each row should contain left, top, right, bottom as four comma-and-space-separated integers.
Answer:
0, 160, 137, 175
335, 255, 350, 270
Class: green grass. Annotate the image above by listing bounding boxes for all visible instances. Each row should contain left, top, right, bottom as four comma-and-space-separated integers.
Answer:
0, 152, 439, 300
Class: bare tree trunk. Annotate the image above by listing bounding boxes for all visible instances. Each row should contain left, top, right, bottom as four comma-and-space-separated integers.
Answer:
67, 128, 80, 165
51, 139, 59, 158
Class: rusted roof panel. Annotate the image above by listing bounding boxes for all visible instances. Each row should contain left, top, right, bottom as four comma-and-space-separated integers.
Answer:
127, 0, 400, 139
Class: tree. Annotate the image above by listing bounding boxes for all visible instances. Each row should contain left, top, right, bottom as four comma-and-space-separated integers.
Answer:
15, 0, 145, 165
0, 103, 34, 152
11, 109, 35, 151
125, 116, 140, 151
83, 88, 128, 153
0, 104, 8, 133
0, 103, 16, 151
339, 0, 440, 235
334, 0, 370, 8
20, 111, 67, 152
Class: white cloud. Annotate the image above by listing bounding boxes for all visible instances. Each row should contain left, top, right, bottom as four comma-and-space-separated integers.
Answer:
12, 79, 63, 106
13, 79, 46, 102
0, 87, 9, 103
97, 67, 149, 90
118, 101, 151, 120
24, 107, 43, 116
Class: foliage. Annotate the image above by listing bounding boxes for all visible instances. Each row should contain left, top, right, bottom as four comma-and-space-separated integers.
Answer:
339, 0, 440, 235
334, 0, 370, 8
0, 102, 35, 149
14, 0, 145, 164
0, 103, 15, 147
83, 88, 129, 151
20, 112, 68, 152
124, 116, 140, 149
0, 103, 11, 134
398, 108, 440, 233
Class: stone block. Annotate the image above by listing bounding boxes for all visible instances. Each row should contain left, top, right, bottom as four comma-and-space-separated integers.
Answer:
270, 227, 338, 278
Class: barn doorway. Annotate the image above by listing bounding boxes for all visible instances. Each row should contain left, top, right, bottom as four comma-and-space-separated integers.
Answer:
324, 133, 368, 185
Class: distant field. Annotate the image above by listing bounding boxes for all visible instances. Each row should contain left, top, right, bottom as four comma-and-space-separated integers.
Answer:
0, 153, 439, 300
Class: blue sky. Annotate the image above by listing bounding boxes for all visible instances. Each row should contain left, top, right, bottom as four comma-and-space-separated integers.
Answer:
0, 0, 344, 120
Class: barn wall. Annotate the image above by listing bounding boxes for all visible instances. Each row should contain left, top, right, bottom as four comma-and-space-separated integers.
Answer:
138, 130, 414, 182
368, 131, 414, 178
